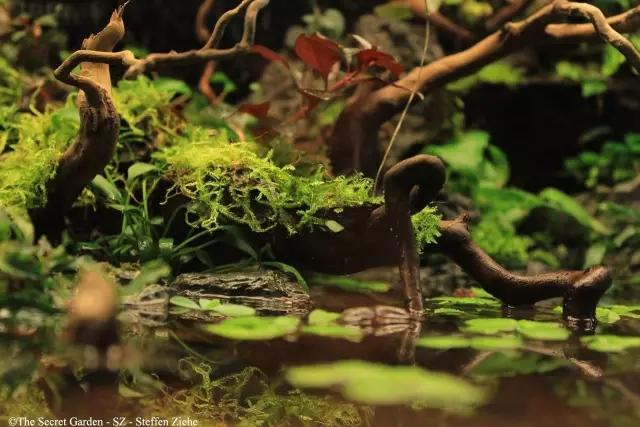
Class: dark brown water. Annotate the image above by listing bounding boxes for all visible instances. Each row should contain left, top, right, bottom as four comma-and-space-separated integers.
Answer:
2, 289, 640, 427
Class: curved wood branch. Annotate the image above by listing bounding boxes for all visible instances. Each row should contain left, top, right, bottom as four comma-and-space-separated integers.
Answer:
31, 6, 129, 237
400, 0, 475, 42
485, 0, 535, 32
196, 0, 216, 44
328, 1, 640, 175
436, 215, 612, 324
124, 0, 269, 78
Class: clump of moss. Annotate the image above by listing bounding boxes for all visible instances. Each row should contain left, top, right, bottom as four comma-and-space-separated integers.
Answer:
142, 358, 367, 427
155, 126, 382, 234
412, 206, 442, 253
0, 100, 79, 215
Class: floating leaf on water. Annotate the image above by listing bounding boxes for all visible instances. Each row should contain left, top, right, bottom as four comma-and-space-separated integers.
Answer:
470, 353, 568, 378
286, 361, 486, 412
204, 316, 300, 340
301, 325, 364, 342
468, 335, 522, 351
429, 296, 501, 308
581, 335, 640, 353
595, 307, 622, 324
432, 307, 469, 318
417, 336, 470, 349
516, 320, 570, 341
308, 309, 341, 326
211, 304, 256, 317
462, 318, 519, 335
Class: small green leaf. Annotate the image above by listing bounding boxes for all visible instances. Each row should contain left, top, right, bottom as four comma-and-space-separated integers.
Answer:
122, 259, 171, 295
211, 303, 256, 317
199, 298, 221, 310
204, 316, 300, 340
308, 309, 341, 326
92, 175, 122, 201
581, 335, 640, 353
469, 336, 522, 351
417, 336, 470, 349
325, 220, 344, 233
302, 325, 363, 342
169, 296, 201, 310
127, 162, 158, 181
517, 320, 570, 341
462, 318, 518, 335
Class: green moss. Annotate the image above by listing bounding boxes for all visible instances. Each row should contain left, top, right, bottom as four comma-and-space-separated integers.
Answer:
142, 358, 367, 427
412, 206, 442, 253
155, 126, 381, 234
0, 100, 79, 214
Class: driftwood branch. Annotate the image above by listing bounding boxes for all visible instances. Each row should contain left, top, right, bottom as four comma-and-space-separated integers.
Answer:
123, 0, 269, 78
485, 0, 534, 32
31, 5, 129, 236
436, 214, 612, 323
328, 1, 640, 175
400, 0, 475, 42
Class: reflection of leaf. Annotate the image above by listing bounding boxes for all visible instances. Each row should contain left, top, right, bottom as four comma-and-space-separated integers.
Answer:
516, 320, 569, 342
204, 316, 300, 340
581, 335, 640, 353
462, 318, 518, 335
469, 336, 522, 351
301, 325, 363, 342
417, 336, 470, 349
286, 361, 486, 412
470, 353, 567, 378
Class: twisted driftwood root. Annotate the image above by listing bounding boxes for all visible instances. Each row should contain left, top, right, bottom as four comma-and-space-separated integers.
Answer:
437, 215, 612, 325
30, 5, 127, 237
280, 154, 611, 325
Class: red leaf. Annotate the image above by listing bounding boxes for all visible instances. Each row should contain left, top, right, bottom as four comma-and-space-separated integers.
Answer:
238, 101, 271, 121
294, 33, 342, 82
251, 45, 290, 69
356, 48, 404, 78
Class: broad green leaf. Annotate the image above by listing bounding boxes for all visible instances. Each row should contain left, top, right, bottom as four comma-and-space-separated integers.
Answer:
301, 325, 364, 342
308, 309, 341, 326
127, 162, 158, 181
311, 274, 390, 293
198, 298, 221, 310
91, 175, 122, 201
262, 261, 309, 291
470, 353, 567, 378
539, 188, 609, 234
286, 361, 486, 412
204, 316, 300, 340
581, 335, 640, 353
417, 336, 470, 349
169, 296, 201, 310
122, 259, 171, 295
517, 320, 570, 341
462, 318, 518, 335
325, 220, 345, 233
211, 303, 256, 317
469, 336, 522, 351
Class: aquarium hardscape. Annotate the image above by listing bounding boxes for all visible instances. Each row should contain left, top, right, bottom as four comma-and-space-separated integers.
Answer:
1, 0, 640, 426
